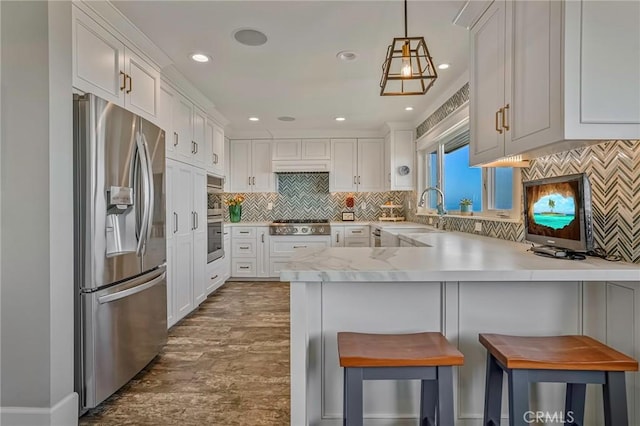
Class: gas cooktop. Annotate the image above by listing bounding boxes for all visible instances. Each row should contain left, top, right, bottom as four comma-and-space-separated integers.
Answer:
269, 219, 330, 235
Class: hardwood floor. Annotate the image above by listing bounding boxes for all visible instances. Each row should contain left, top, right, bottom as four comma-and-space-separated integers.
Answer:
80, 281, 290, 425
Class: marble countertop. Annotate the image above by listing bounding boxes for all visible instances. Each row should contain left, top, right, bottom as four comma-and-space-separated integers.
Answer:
224, 221, 272, 227
280, 230, 639, 282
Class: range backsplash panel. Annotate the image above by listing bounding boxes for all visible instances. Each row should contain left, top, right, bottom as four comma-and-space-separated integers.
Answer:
220, 173, 406, 222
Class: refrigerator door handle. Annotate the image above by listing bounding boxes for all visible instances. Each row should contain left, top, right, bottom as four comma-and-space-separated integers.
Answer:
135, 133, 151, 256
141, 133, 155, 247
98, 271, 166, 304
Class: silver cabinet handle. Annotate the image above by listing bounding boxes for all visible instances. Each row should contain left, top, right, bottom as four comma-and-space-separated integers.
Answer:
240, 246, 250, 249
240, 231, 249, 234
353, 176, 357, 184
191, 141, 195, 154
358, 176, 361, 184
173, 212, 178, 233
252, 176, 255, 185
194, 212, 198, 230
248, 176, 251, 186
125, 74, 132, 94
336, 233, 340, 243
293, 245, 307, 249
239, 266, 250, 270
503, 103, 510, 131
261, 233, 265, 243
191, 212, 196, 230
194, 142, 198, 154
210, 275, 219, 280
173, 132, 178, 147
352, 230, 362, 233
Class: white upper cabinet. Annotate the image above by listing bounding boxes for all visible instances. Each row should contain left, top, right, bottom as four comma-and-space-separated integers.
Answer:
159, 85, 176, 156
357, 139, 385, 192
330, 139, 358, 192
302, 139, 331, 159
205, 119, 225, 177
469, 0, 640, 166
469, 0, 508, 166
192, 108, 207, 167
72, 5, 160, 124
173, 92, 194, 162
272, 139, 302, 160
330, 139, 384, 193
229, 140, 274, 193
384, 128, 414, 191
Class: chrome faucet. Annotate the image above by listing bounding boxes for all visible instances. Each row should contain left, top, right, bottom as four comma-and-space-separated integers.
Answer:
418, 186, 447, 216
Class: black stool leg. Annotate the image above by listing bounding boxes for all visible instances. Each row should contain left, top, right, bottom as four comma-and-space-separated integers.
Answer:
565, 383, 586, 425
507, 369, 529, 426
603, 371, 628, 426
344, 367, 363, 426
436, 366, 455, 426
483, 353, 503, 426
420, 378, 437, 426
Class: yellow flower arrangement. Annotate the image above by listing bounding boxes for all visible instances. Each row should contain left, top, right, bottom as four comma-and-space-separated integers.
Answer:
224, 194, 245, 207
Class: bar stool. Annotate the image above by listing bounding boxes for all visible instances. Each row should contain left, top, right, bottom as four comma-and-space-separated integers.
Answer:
479, 333, 639, 426
337, 331, 464, 426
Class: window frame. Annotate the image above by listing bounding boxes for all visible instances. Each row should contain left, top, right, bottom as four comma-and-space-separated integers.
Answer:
416, 103, 522, 221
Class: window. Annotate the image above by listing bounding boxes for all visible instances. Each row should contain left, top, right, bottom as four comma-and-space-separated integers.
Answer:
416, 105, 521, 220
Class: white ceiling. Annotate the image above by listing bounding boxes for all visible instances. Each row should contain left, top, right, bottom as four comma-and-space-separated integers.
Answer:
113, 1, 469, 133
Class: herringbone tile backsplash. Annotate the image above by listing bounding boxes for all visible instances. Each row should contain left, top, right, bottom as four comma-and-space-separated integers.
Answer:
216, 140, 639, 263
221, 173, 407, 222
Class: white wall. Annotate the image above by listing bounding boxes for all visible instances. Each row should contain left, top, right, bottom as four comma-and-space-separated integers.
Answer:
0, 1, 77, 424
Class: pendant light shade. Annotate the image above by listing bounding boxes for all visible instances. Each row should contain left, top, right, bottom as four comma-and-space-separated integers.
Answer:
380, 0, 438, 96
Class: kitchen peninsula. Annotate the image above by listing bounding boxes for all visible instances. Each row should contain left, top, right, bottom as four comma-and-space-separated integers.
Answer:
282, 231, 640, 426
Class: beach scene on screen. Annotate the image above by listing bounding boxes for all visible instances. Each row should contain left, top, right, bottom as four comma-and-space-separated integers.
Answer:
532, 194, 576, 229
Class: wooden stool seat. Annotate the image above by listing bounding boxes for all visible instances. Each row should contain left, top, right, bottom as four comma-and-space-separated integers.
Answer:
479, 333, 639, 426
338, 331, 465, 367
338, 331, 463, 426
480, 333, 639, 372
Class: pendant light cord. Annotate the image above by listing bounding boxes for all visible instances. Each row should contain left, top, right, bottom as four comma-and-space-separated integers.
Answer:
404, 0, 408, 37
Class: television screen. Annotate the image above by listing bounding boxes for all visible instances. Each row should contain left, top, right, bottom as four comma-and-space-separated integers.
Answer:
523, 173, 593, 252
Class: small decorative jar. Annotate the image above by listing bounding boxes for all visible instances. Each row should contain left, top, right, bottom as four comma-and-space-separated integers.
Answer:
460, 198, 473, 216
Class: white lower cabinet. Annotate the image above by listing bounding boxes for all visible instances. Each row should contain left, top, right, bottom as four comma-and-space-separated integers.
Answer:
269, 236, 331, 277
331, 226, 345, 247
166, 158, 206, 328
205, 257, 225, 295
230, 226, 270, 278
344, 225, 370, 247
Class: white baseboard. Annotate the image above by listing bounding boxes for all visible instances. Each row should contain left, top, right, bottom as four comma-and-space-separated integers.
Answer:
1, 392, 78, 426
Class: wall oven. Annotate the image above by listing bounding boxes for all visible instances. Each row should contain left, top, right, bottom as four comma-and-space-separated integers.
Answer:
207, 174, 224, 263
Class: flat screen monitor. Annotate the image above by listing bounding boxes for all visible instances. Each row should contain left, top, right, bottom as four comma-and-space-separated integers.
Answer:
523, 173, 594, 252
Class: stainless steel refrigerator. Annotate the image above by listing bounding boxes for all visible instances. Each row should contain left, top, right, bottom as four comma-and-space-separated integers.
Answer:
73, 93, 167, 412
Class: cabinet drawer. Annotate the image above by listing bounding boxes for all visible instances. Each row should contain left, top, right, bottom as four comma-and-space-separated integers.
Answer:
344, 237, 370, 247
232, 227, 256, 238
206, 260, 225, 295
232, 239, 257, 257
231, 259, 256, 277
344, 226, 369, 237
269, 237, 331, 257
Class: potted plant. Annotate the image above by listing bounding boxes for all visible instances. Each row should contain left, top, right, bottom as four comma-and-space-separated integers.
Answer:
459, 198, 473, 215
225, 194, 245, 222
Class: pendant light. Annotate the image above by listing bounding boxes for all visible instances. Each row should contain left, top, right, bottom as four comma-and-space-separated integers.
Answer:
380, 0, 438, 96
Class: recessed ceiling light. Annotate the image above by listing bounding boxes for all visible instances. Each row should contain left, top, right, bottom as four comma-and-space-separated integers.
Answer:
438, 63, 450, 70
335, 117, 346, 122
278, 116, 296, 122
190, 53, 210, 63
336, 51, 358, 62
249, 117, 260, 122
405, 106, 414, 111
233, 29, 268, 46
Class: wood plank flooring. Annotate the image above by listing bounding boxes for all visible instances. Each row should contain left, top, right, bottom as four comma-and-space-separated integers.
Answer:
80, 281, 290, 425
